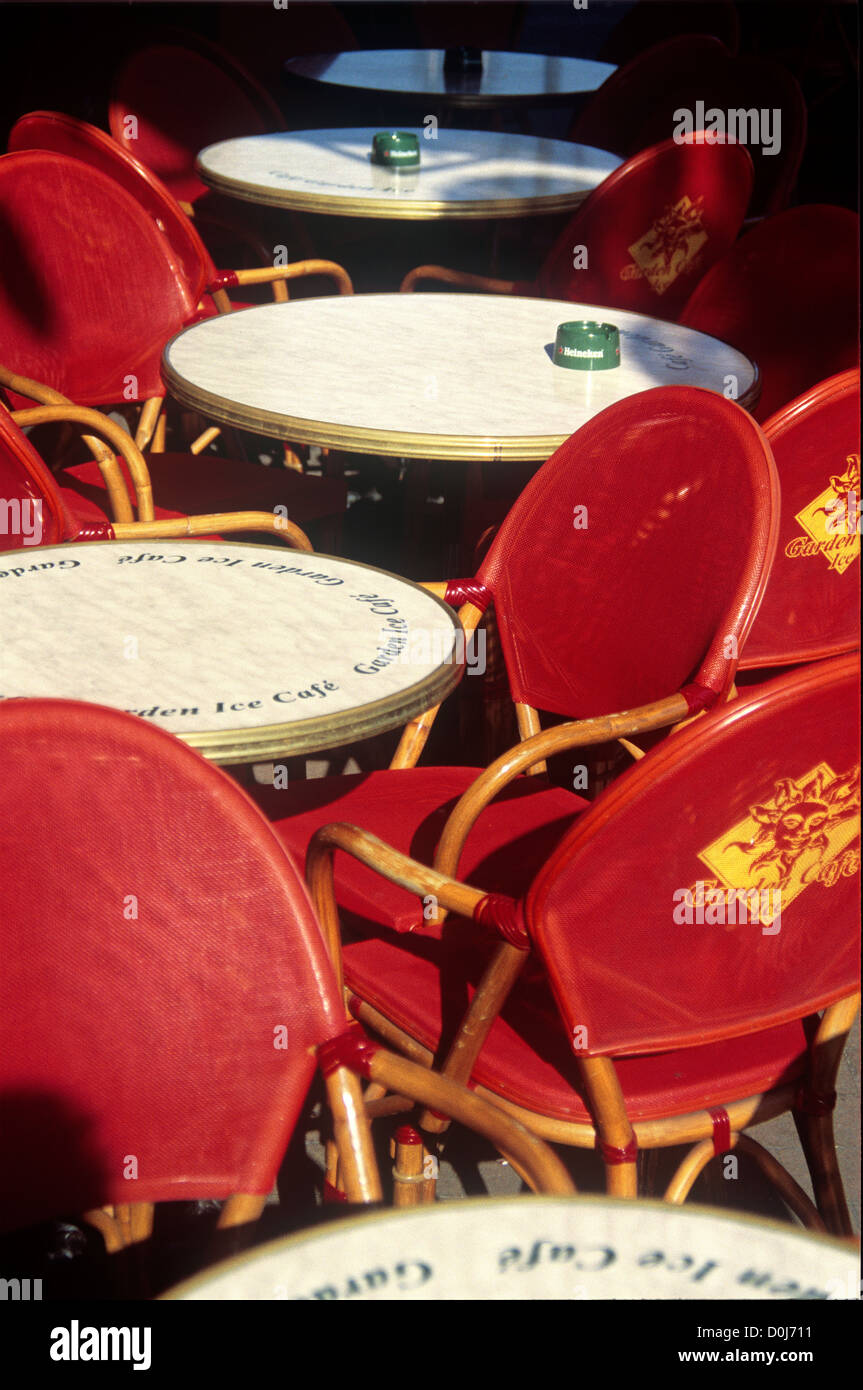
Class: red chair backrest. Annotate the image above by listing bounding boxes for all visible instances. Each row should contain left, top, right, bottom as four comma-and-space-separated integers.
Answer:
0, 699, 346, 1233
534, 135, 753, 320
7, 110, 214, 297
0, 150, 199, 406
0, 406, 76, 548
477, 386, 780, 719
680, 206, 860, 422
739, 370, 860, 669
109, 34, 286, 206
572, 35, 805, 218
528, 654, 860, 1056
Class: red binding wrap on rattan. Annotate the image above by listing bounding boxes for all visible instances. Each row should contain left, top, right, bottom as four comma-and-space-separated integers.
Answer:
444, 579, 492, 613
322, 1179, 348, 1204
73, 522, 115, 541
317, 1022, 379, 1079
709, 1106, 731, 1155
598, 1134, 638, 1165
475, 894, 530, 950
795, 1084, 837, 1117
395, 1125, 423, 1146
680, 681, 720, 715
207, 270, 241, 293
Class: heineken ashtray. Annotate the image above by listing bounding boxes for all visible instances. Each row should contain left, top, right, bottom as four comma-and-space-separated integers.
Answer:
554, 321, 621, 371
371, 131, 420, 169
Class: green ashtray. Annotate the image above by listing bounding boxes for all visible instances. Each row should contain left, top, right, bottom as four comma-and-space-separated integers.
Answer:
554, 321, 620, 371
371, 131, 420, 169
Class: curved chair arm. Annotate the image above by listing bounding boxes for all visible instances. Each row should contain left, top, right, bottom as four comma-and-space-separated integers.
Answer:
366, 1048, 575, 1195
193, 206, 293, 304
389, 596, 487, 770
11, 403, 155, 524
207, 260, 353, 312
113, 510, 313, 551
1, 367, 136, 524
306, 821, 490, 995
400, 264, 518, 294
433, 692, 691, 885
306, 823, 558, 1154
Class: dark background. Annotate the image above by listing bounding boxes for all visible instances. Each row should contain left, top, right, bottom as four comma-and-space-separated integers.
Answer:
0, 0, 857, 207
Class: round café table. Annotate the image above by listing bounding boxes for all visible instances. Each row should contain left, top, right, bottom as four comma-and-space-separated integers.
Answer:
284, 50, 615, 111
0, 541, 462, 764
197, 128, 621, 221
162, 295, 760, 462
164, 1194, 859, 1301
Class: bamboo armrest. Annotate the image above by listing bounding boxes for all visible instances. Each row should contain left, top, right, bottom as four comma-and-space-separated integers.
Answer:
433, 692, 691, 884
112, 510, 313, 551
306, 821, 491, 995
11, 403, 154, 524
400, 264, 518, 294
366, 1049, 575, 1195
1, 367, 136, 524
207, 260, 353, 312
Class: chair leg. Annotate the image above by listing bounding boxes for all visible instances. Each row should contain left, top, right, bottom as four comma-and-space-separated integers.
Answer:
392, 1124, 431, 1207
218, 1192, 268, 1228
795, 1110, 854, 1236
323, 1138, 346, 1204
665, 1139, 717, 1203
605, 1161, 638, 1198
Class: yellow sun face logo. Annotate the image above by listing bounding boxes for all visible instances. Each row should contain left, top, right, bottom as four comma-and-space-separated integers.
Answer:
785, 454, 860, 575
622, 195, 708, 294
695, 763, 860, 914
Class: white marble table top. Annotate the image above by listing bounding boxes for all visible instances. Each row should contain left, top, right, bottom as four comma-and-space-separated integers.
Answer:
0, 542, 463, 763
166, 1194, 859, 1301
197, 128, 621, 220
284, 50, 615, 106
162, 295, 759, 461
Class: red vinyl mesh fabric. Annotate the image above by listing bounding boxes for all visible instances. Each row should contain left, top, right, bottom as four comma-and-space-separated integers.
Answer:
0, 700, 346, 1232
527, 655, 860, 1057
343, 929, 809, 1122
8, 111, 212, 303
572, 37, 804, 218
534, 135, 753, 319
0, 151, 198, 405
477, 387, 780, 718
680, 206, 860, 422
109, 41, 284, 206
0, 408, 75, 546
741, 370, 861, 668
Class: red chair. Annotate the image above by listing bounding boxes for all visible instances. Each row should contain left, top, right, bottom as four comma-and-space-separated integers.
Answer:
572, 34, 805, 218
308, 654, 860, 1235
0, 699, 572, 1250
0, 399, 313, 551
0, 150, 348, 543
679, 205, 860, 422
6, 111, 297, 319
402, 135, 753, 321
737, 370, 860, 672
109, 31, 286, 212
256, 387, 779, 948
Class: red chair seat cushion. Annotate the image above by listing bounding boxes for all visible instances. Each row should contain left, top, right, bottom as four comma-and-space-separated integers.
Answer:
344, 924, 809, 1123
266, 769, 585, 934
60, 452, 347, 527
